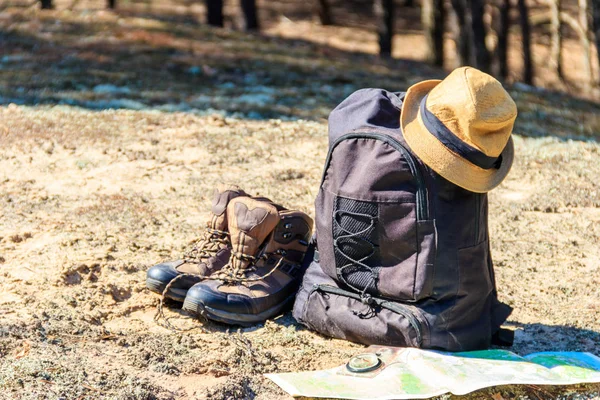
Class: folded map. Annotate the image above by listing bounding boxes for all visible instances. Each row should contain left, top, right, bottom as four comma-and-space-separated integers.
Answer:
266, 346, 600, 399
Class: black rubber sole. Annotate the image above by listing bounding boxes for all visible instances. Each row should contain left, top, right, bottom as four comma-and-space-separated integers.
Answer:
182, 294, 296, 326
146, 277, 188, 303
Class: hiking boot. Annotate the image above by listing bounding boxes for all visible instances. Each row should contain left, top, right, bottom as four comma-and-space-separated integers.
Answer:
145, 185, 247, 302
182, 197, 313, 325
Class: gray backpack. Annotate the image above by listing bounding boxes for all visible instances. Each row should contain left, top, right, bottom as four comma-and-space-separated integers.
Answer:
293, 89, 513, 351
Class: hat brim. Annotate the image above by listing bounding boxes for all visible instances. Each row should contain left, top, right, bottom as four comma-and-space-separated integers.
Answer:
401, 80, 514, 193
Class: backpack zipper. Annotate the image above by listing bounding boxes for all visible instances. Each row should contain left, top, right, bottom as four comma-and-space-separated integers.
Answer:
320, 131, 429, 221
313, 283, 423, 347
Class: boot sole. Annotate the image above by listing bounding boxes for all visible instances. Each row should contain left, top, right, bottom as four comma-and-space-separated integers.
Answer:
182, 294, 296, 326
146, 277, 188, 303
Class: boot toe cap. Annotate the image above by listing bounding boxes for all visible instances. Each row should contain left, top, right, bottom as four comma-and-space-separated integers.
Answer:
184, 280, 253, 315
146, 260, 182, 284
146, 260, 203, 300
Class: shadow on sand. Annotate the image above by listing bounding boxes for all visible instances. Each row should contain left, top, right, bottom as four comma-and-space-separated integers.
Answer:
1, 6, 599, 139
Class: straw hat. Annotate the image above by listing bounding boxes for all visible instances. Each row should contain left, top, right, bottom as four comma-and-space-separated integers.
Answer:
401, 67, 517, 193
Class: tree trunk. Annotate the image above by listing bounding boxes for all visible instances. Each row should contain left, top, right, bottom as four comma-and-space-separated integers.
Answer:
374, 0, 395, 57
469, 0, 491, 72
315, 0, 333, 25
451, 0, 471, 66
423, 0, 446, 66
550, 0, 563, 79
206, 0, 224, 27
108, 0, 116, 8
517, 0, 534, 84
592, 0, 600, 84
40, 0, 52, 9
578, 0, 593, 88
240, 0, 259, 31
494, 0, 511, 79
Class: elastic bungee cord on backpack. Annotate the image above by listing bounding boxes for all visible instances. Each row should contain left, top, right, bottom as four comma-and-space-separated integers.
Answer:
333, 209, 379, 318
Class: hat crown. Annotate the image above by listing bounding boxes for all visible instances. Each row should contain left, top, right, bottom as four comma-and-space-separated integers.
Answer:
425, 67, 517, 157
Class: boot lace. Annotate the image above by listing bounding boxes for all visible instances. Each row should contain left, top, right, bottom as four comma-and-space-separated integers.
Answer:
182, 227, 229, 263
216, 249, 290, 284
153, 226, 228, 332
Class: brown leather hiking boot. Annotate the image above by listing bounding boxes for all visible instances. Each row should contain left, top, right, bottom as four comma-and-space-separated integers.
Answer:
145, 185, 247, 302
182, 197, 313, 325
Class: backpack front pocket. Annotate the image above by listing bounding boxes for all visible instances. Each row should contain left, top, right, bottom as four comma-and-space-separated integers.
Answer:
319, 194, 436, 301
315, 132, 436, 302
293, 261, 427, 348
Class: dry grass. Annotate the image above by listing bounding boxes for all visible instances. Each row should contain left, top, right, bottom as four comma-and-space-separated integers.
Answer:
0, 105, 599, 399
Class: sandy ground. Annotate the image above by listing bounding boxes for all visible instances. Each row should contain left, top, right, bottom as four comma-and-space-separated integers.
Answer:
0, 104, 599, 399
0, 4, 600, 400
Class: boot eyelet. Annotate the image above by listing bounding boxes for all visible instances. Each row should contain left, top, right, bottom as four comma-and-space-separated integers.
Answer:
284, 223, 293, 229
283, 232, 292, 239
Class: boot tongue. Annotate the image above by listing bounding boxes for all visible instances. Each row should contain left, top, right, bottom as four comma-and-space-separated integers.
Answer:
227, 197, 280, 271
209, 184, 247, 231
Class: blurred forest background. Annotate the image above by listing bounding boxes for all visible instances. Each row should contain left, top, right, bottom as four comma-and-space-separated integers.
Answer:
2, 0, 600, 101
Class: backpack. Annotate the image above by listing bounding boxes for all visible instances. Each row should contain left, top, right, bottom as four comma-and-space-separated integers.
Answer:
292, 89, 513, 351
